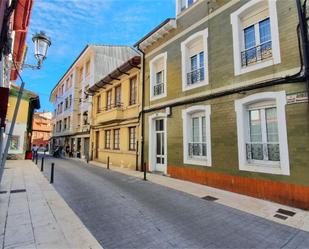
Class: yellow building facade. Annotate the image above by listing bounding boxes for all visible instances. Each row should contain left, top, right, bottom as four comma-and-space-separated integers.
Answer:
89, 56, 141, 170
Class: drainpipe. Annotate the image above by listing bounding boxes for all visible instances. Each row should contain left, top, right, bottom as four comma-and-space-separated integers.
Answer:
137, 45, 145, 173
296, 0, 309, 100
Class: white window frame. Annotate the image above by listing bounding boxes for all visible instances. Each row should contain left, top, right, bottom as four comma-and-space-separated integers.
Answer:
235, 91, 290, 175
181, 28, 209, 92
230, 0, 281, 76
176, 0, 198, 16
182, 105, 211, 166
149, 52, 167, 101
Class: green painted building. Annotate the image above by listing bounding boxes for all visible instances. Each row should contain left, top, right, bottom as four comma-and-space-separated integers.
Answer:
135, 0, 309, 209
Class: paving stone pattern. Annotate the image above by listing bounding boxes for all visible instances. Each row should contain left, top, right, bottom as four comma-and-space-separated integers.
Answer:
42, 156, 309, 249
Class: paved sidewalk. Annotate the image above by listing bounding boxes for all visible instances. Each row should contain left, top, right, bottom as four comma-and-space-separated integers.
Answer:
90, 160, 309, 233
0, 160, 102, 249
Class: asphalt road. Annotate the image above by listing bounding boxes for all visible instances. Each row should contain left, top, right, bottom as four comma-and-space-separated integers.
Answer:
38, 155, 309, 249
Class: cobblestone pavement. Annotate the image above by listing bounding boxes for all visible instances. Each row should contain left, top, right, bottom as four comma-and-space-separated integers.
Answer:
41, 156, 309, 249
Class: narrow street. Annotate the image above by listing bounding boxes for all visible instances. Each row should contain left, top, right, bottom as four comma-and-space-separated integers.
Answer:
39, 156, 309, 249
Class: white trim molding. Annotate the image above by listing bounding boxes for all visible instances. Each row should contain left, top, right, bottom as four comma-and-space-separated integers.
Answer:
148, 112, 168, 174
149, 52, 167, 101
235, 91, 290, 175
182, 105, 211, 166
181, 28, 209, 92
230, 0, 281, 75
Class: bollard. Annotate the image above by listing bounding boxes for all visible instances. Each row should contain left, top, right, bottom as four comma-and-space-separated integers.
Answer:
86, 155, 89, 164
107, 156, 110, 170
135, 141, 139, 171
40, 157, 44, 172
143, 162, 147, 181
50, 163, 54, 184
35, 152, 38, 165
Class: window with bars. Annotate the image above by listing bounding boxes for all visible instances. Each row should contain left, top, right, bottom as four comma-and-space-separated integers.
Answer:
105, 130, 111, 149
246, 105, 280, 162
113, 129, 120, 150
129, 77, 137, 105
189, 113, 207, 158
129, 127, 136, 151
242, 18, 272, 67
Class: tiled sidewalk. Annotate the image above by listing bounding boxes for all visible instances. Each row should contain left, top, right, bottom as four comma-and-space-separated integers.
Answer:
90, 160, 309, 233
0, 160, 102, 249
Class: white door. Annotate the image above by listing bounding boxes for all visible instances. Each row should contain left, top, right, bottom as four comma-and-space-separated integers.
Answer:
154, 119, 166, 172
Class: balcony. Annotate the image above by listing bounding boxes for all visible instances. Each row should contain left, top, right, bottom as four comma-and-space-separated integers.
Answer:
188, 142, 207, 158
153, 83, 164, 96
246, 142, 280, 162
96, 103, 124, 124
187, 67, 204, 85
241, 41, 272, 67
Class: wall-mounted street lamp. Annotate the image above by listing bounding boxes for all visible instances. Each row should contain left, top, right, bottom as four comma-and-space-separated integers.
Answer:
0, 31, 52, 183
23, 31, 52, 69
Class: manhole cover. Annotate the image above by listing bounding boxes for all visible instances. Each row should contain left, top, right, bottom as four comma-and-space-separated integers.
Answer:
10, 189, 26, 194
202, 195, 218, 201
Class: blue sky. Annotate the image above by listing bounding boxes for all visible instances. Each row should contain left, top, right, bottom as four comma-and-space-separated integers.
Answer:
20, 0, 175, 111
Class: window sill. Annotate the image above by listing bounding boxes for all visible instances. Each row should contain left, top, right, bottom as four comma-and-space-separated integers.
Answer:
150, 93, 167, 101
237, 59, 274, 75
184, 157, 211, 166
183, 79, 208, 92
239, 162, 288, 175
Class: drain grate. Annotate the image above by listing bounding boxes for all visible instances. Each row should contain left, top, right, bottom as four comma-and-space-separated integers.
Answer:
0, 191, 7, 194
274, 214, 288, 220
276, 208, 296, 217
202, 195, 218, 201
10, 189, 26, 194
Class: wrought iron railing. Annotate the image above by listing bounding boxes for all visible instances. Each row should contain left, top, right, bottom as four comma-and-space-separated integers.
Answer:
187, 67, 204, 85
154, 83, 164, 96
241, 41, 272, 67
103, 103, 123, 112
188, 142, 207, 157
246, 142, 280, 161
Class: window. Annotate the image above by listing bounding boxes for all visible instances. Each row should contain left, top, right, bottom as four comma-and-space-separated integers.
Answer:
97, 95, 101, 113
65, 98, 68, 110
67, 116, 70, 130
10, 136, 19, 150
115, 86, 121, 107
64, 118, 67, 130
106, 90, 112, 110
113, 129, 120, 150
231, 0, 281, 75
129, 77, 137, 105
235, 91, 289, 175
83, 112, 88, 125
149, 52, 167, 100
69, 95, 72, 108
129, 127, 136, 151
105, 130, 111, 149
181, 28, 208, 91
182, 105, 211, 166
242, 18, 272, 67
177, 0, 197, 14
